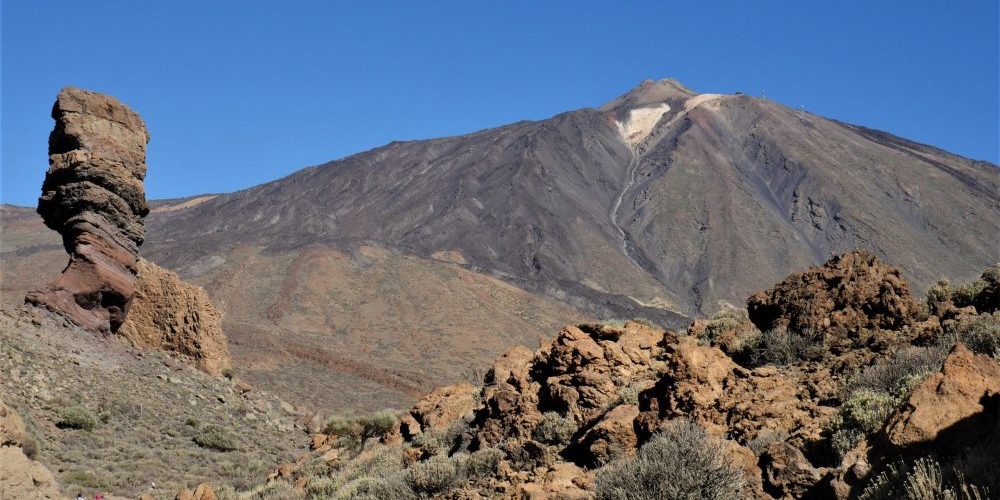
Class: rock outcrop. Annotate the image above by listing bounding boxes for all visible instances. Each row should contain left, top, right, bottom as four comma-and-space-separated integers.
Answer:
119, 258, 232, 376
747, 251, 921, 347
26, 87, 150, 334
0, 401, 63, 499
881, 343, 1000, 451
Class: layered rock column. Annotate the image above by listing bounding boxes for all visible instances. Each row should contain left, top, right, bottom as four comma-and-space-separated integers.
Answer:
26, 87, 150, 334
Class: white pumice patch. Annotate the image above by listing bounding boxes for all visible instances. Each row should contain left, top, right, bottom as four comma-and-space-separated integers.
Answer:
615, 103, 671, 148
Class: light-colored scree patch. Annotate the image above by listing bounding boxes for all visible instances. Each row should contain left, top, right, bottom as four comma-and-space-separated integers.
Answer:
615, 103, 670, 148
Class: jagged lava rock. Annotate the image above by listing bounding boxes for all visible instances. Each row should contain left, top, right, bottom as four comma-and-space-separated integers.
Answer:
747, 251, 921, 347
119, 258, 232, 376
26, 87, 150, 334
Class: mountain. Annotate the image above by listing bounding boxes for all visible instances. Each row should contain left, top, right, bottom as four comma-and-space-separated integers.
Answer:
3, 79, 997, 411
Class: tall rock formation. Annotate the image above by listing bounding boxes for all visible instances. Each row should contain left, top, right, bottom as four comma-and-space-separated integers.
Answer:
24, 87, 232, 375
26, 87, 150, 334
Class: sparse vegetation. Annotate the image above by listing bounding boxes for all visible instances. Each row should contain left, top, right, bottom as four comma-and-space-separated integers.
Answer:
405, 455, 460, 496
732, 328, 825, 366
459, 447, 505, 479
594, 420, 746, 500
949, 312, 1000, 358
57, 405, 97, 430
859, 458, 990, 500
533, 411, 577, 445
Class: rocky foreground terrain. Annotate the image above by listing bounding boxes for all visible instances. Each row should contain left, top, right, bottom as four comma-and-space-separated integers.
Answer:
142, 252, 994, 500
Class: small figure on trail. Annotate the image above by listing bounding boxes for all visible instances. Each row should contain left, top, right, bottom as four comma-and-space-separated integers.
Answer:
95, 493, 105, 500
76, 494, 85, 500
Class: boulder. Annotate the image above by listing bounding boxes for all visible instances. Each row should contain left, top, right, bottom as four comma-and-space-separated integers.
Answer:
747, 251, 920, 347
882, 343, 1000, 450
404, 383, 478, 436
119, 258, 232, 375
26, 87, 150, 334
0, 401, 26, 447
572, 404, 639, 466
0, 446, 63, 499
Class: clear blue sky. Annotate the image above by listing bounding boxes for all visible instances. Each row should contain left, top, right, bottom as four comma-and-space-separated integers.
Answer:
2, 1, 997, 206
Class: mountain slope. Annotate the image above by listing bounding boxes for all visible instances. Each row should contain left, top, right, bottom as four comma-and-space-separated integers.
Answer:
144, 79, 998, 316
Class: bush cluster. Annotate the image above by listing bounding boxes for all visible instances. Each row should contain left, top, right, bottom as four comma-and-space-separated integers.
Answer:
533, 412, 577, 445
193, 424, 240, 452
594, 420, 746, 500
732, 328, 825, 367
57, 406, 97, 431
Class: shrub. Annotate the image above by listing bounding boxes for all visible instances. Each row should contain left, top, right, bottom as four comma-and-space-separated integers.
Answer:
859, 458, 990, 500
358, 410, 397, 440
618, 383, 640, 406
193, 425, 240, 451
594, 420, 747, 500
953, 313, 1000, 358
21, 435, 39, 459
57, 406, 97, 430
460, 447, 505, 478
411, 418, 470, 456
533, 412, 577, 445
849, 346, 945, 398
733, 328, 824, 367
828, 389, 897, 459
338, 475, 415, 500
405, 455, 460, 496
324, 414, 363, 437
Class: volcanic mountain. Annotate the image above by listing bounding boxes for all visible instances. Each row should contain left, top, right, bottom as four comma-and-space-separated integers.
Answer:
3, 79, 998, 410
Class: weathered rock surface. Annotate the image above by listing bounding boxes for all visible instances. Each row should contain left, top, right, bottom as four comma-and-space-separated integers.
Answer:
26, 87, 150, 334
0, 401, 63, 499
747, 251, 921, 346
398, 382, 478, 439
119, 258, 232, 375
175, 483, 217, 500
882, 343, 1000, 450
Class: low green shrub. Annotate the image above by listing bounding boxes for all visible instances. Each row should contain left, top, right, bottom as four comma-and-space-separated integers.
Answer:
594, 420, 747, 500
405, 455, 459, 496
952, 312, 1000, 358
533, 412, 577, 445
733, 328, 824, 367
460, 447, 505, 479
359, 409, 397, 440
193, 425, 240, 451
57, 406, 97, 430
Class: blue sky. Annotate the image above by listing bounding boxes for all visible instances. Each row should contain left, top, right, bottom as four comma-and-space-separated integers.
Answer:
2, 1, 997, 206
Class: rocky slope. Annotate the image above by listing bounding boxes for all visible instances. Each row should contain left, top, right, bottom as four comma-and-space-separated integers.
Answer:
0, 306, 308, 498
248, 253, 999, 499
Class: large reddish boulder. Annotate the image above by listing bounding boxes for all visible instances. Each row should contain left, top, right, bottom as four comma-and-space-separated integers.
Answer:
881, 343, 1000, 450
747, 251, 920, 346
26, 87, 150, 334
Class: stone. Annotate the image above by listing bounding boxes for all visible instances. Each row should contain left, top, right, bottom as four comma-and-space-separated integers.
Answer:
882, 343, 1000, 449
119, 258, 232, 376
747, 251, 921, 347
26, 87, 150, 334
0, 446, 63, 499
0, 401, 26, 447
403, 383, 478, 437
572, 404, 640, 466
